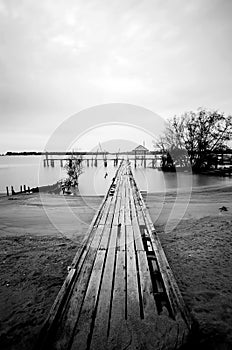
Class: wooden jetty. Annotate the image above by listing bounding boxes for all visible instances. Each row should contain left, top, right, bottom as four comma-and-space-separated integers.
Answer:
36, 160, 192, 350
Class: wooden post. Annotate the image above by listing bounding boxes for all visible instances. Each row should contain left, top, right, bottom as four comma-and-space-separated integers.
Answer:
60, 159, 63, 167
28, 186, 30, 192
11, 186, 14, 195
24, 185, 26, 192
43, 159, 46, 167
45, 152, 49, 166
20, 185, 22, 192
6, 186, 9, 196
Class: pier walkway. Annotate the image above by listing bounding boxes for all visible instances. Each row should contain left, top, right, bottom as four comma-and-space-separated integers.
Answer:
37, 161, 192, 350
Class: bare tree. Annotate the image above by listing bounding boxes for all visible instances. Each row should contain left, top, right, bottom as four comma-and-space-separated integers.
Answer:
155, 108, 232, 171
61, 154, 84, 193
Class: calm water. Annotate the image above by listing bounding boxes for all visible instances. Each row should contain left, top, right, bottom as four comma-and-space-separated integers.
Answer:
0, 156, 231, 195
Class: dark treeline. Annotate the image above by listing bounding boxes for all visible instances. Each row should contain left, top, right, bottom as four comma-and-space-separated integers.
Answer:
4, 151, 160, 156
155, 108, 232, 172
5, 151, 87, 156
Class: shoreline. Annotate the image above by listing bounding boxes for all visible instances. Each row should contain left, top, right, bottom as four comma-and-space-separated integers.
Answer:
0, 185, 231, 349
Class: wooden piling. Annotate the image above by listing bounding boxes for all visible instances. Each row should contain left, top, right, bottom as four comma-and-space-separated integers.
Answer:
45, 152, 49, 166
20, 185, 23, 193
11, 186, 14, 195
6, 186, 9, 196
24, 185, 26, 192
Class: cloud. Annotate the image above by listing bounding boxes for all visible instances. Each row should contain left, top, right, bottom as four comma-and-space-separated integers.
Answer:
0, 0, 232, 151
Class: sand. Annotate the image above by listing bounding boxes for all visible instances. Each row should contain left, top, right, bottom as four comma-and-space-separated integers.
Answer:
0, 186, 231, 350
147, 185, 232, 349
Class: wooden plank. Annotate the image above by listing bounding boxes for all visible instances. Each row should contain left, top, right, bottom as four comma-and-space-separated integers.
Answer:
129, 190, 144, 252
109, 170, 124, 226
112, 187, 122, 226
117, 223, 125, 252
51, 226, 105, 349
118, 182, 125, 226
108, 251, 130, 350
89, 225, 118, 350
126, 225, 140, 321
130, 183, 145, 226
137, 251, 158, 317
99, 225, 111, 250
125, 178, 131, 226
70, 249, 106, 350
107, 179, 121, 226
99, 196, 112, 225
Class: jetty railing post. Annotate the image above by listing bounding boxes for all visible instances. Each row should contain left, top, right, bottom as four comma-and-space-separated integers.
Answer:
24, 185, 26, 192
6, 186, 9, 196
20, 185, 22, 192
11, 186, 14, 195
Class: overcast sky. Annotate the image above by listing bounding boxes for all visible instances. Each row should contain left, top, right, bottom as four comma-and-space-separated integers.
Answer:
0, 0, 232, 152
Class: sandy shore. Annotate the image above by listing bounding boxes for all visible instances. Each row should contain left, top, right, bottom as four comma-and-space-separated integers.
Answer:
0, 186, 231, 349
147, 185, 232, 349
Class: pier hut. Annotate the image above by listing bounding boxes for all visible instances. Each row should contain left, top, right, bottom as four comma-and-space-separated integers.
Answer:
132, 144, 149, 167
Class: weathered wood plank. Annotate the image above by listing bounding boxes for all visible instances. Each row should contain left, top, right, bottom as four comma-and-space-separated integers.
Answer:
125, 178, 131, 226
107, 177, 121, 226
51, 226, 105, 350
126, 225, 140, 321
108, 251, 129, 350
129, 190, 144, 252
99, 196, 112, 225
99, 225, 111, 250
137, 250, 158, 317
118, 177, 126, 226
70, 249, 106, 350
112, 188, 122, 226
89, 225, 118, 350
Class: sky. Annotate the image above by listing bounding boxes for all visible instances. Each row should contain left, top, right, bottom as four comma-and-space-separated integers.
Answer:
0, 0, 232, 152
